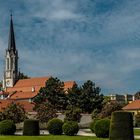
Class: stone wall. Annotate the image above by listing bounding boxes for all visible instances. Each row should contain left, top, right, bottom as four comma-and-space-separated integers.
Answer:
16, 113, 92, 130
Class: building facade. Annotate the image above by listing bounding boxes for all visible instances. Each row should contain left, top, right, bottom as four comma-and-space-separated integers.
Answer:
2, 15, 74, 102
3, 15, 18, 89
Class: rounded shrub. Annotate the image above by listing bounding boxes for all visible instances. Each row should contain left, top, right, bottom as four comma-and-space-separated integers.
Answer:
0, 120, 16, 135
109, 111, 134, 140
62, 121, 79, 136
94, 119, 110, 138
47, 118, 63, 135
90, 118, 100, 133
23, 119, 40, 136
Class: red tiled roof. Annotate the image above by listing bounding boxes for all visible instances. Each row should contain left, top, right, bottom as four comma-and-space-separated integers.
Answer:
7, 76, 75, 93
122, 100, 140, 110
7, 76, 50, 92
9, 91, 38, 100
0, 91, 9, 95
64, 81, 76, 90
6, 76, 75, 100
0, 100, 34, 112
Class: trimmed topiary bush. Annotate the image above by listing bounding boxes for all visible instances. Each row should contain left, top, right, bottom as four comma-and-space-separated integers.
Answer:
62, 121, 79, 136
23, 119, 40, 136
94, 119, 110, 138
135, 113, 140, 127
47, 118, 63, 135
90, 118, 100, 133
64, 108, 82, 122
109, 111, 134, 140
0, 120, 16, 135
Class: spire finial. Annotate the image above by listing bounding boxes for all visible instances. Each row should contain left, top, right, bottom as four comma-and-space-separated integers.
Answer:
10, 9, 13, 19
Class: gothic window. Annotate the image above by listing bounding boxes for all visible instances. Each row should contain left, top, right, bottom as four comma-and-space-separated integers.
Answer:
11, 58, 13, 69
7, 58, 9, 70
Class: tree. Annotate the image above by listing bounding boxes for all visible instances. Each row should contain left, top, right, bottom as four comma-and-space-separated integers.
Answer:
79, 80, 104, 113
33, 77, 67, 112
66, 83, 81, 109
64, 107, 82, 122
35, 103, 58, 123
3, 102, 27, 123
99, 101, 123, 119
0, 81, 3, 91
135, 91, 140, 100
18, 72, 30, 79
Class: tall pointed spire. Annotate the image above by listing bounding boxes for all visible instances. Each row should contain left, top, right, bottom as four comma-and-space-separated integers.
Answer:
3, 14, 19, 88
8, 13, 16, 53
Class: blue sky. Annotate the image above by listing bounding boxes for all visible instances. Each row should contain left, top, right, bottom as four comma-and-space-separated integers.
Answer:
0, 0, 140, 94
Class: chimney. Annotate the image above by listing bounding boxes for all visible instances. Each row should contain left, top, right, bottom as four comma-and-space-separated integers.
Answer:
32, 87, 35, 92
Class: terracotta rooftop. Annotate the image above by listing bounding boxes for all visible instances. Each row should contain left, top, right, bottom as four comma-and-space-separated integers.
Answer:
7, 76, 75, 93
122, 100, 140, 110
0, 100, 34, 112
9, 91, 38, 100
6, 76, 75, 100
7, 76, 50, 92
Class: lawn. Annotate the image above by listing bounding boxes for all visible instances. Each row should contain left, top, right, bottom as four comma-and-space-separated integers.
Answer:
134, 128, 140, 136
0, 136, 139, 140
0, 136, 108, 140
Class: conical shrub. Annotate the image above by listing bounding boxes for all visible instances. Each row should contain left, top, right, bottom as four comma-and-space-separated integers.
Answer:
23, 119, 40, 136
109, 111, 134, 140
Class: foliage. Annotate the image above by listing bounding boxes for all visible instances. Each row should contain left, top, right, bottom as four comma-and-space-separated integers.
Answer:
23, 119, 40, 136
92, 109, 101, 119
135, 91, 140, 100
2, 102, 27, 123
47, 118, 63, 135
33, 87, 48, 105
99, 101, 123, 119
94, 119, 110, 138
62, 121, 79, 136
79, 80, 104, 113
0, 120, 16, 135
66, 83, 81, 109
90, 118, 100, 133
135, 113, 140, 127
102, 96, 111, 105
0, 81, 3, 91
0, 112, 5, 121
34, 77, 67, 112
18, 72, 30, 79
109, 111, 134, 140
65, 107, 81, 122
35, 103, 58, 123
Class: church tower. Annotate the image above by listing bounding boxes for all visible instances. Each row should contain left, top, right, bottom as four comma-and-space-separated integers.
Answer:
3, 15, 18, 88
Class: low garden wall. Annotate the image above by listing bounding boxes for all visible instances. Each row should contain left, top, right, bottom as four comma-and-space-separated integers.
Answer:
16, 113, 92, 130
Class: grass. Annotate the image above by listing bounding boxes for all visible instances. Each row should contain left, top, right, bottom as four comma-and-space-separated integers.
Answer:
0, 136, 108, 140
134, 128, 140, 136
0, 135, 139, 140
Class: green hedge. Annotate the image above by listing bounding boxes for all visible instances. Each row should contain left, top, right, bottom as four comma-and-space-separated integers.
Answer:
90, 118, 100, 133
94, 119, 110, 138
23, 119, 40, 136
47, 118, 63, 135
0, 120, 16, 135
62, 121, 79, 136
109, 111, 134, 140
135, 113, 140, 127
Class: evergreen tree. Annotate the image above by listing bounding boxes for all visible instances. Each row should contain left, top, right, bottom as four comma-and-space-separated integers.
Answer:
35, 103, 58, 123
3, 102, 27, 123
66, 83, 81, 109
33, 77, 67, 111
79, 80, 104, 113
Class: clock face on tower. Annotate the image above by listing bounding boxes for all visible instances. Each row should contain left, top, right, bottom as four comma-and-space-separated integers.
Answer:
6, 80, 10, 86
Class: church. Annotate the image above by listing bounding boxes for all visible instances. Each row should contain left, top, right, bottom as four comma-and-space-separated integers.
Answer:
0, 15, 75, 111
